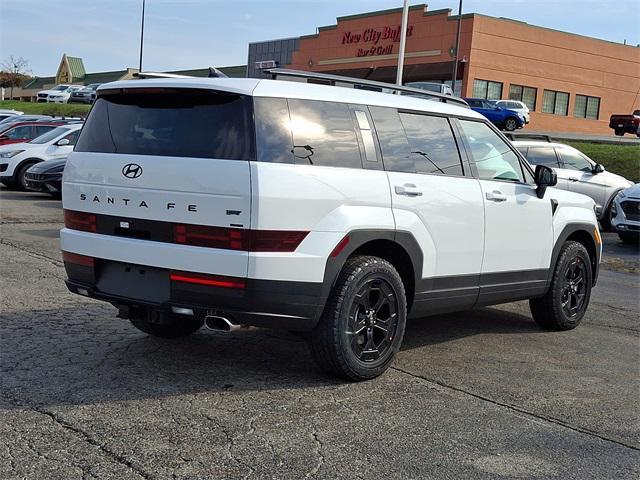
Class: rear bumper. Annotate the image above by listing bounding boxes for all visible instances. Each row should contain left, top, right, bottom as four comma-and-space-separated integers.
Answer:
64, 259, 326, 331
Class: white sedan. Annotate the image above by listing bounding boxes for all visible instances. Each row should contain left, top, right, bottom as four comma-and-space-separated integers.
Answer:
0, 124, 82, 190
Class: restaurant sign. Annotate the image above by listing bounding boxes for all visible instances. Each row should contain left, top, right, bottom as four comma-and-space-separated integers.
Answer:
342, 25, 414, 57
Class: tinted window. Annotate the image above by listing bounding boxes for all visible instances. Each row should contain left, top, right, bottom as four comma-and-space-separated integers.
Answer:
75, 89, 255, 160
63, 130, 80, 146
30, 126, 71, 144
35, 125, 56, 137
557, 147, 592, 172
6, 126, 32, 139
524, 147, 560, 167
466, 99, 483, 108
399, 113, 463, 176
254, 97, 293, 163
369, 106, 413, 173
459, 120, 524, 182
288, 99, 361, 168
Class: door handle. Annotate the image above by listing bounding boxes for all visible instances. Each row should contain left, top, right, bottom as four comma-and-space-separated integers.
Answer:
395, 184, 422, 196
485, 190, 507, 202
568, 177, 579, 182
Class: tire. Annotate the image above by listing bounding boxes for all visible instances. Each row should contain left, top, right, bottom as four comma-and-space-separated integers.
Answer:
130, 313, 203, 339
599, 202, 614, 232
310, 256, 407, 381
529, 241, 592, 331
15, 161, 38, 191
618, 232, 640, 245
504, 117, 518, 131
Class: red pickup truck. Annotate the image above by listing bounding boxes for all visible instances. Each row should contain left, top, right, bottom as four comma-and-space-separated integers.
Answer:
609, 110, 640, 137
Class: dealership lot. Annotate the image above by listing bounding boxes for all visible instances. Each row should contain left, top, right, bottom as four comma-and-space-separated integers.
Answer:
1, 188, 638, 479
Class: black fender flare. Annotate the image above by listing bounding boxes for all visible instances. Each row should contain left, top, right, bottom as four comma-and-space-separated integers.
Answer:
319, 229, 423, 304
548, 223, 600, 288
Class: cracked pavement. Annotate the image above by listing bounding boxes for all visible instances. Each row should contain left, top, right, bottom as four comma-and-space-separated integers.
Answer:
1, 188, 639, 479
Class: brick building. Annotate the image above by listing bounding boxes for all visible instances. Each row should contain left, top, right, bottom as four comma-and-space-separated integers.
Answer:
249, 4, 640, 134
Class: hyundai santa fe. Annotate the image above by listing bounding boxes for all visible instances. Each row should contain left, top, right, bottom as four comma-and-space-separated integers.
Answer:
60, 73, 601, 380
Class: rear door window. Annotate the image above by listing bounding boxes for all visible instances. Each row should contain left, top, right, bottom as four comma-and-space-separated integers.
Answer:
287, 99, 362, 168
75, 88, 255, 160
524, 147, 560, 167
399, 112, 464, 176
369, 106, 414, 173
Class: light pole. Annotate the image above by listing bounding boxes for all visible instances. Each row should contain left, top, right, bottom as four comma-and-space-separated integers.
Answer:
395, 0, 409, 86
139, 0, 146, 72
451, 0, 463, 94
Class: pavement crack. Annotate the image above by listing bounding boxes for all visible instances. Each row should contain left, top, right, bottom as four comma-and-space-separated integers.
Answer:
304, 431, 325, 479
0, 237, 63, 267
391, 366, 640, 452
1, 393, 152, 479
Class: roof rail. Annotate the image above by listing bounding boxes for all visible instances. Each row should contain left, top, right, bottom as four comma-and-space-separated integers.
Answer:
264, 68, 469, 108
133, 72, 195, 79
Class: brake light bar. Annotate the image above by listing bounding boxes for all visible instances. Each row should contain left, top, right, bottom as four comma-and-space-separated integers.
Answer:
170, 271, 245, 289
62, 251, 95, 267
64, 210, 96, 233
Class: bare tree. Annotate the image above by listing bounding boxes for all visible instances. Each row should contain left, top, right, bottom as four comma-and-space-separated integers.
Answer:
1, 55, 31, 100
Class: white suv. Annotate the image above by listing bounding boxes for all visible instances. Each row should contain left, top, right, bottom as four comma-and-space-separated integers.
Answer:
36, 85, 83, 103
60, 75, 601, 380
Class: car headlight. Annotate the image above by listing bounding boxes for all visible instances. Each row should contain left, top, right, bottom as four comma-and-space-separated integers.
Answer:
0, 150, 25, 158
616, 190, 627, 200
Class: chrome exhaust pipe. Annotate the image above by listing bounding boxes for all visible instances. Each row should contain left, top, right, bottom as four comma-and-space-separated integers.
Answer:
204, 315, 241, 332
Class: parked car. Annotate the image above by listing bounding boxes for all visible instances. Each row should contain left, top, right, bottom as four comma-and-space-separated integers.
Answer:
494, 100, 530, 124
405, 82, 454, 96
68, 83, 101, 104
609, 184, 640, 244
60, 76, 601, 381
0, 109, 24, 115
36, 85, 83, 103
24, 158, 66, 197
513, 141, 633, 230
609, 110, 640, 137
0, 115, 52, 130
0, 124, 82, 190
0, 121, 69, 146
464, 98, 525, 131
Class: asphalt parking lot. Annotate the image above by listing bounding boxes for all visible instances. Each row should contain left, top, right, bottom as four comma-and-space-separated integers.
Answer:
1, 188, 639, 480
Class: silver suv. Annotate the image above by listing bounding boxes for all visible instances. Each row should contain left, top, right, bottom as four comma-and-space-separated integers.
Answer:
514, 141, 633, 229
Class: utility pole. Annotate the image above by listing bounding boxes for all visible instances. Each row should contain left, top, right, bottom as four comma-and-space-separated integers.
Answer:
451, 0, 463, 94
395, 0, 409, 86
139, 0, 146, 72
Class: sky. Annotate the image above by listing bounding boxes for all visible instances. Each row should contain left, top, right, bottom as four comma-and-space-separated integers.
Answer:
1, 0, 639, 76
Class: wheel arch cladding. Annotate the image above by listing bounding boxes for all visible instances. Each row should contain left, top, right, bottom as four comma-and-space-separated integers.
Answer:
551, 223, 599, 287
321, 230, 422, 314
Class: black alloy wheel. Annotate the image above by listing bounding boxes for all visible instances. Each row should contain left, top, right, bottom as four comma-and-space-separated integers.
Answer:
560, 257, 587, 318
347, 278, 399, 363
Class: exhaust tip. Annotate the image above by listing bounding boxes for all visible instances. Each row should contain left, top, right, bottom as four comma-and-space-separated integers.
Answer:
204, 315, 240, 332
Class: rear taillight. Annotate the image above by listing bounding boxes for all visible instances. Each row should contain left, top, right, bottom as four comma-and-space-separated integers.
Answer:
170, 271, 245, 289
249, 230, 309, 252
62, 251, 95, 267
173, 224, 308, 252
173, 224, 248, 250
64, 210, 96, 233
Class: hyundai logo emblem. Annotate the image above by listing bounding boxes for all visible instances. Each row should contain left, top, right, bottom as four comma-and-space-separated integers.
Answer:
122, 163, 143, 179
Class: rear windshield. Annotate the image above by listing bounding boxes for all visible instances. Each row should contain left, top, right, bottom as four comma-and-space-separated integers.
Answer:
75, 88, 255, 160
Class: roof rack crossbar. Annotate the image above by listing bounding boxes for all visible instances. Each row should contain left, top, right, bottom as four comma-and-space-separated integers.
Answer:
264, 68, 469, 108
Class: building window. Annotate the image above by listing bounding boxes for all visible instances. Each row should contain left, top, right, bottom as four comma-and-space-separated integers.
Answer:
542, 90, 569, 116
473, 79, 503, 100
574, 94, 600, 120
509, 84, 537, 111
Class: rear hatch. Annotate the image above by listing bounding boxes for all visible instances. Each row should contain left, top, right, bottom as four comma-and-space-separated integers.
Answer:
63, 85, 255, 278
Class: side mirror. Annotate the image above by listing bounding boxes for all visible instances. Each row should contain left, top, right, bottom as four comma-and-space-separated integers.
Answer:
593, 163, 605, 174
534, 165, 557, 199
56, 138, 70, 146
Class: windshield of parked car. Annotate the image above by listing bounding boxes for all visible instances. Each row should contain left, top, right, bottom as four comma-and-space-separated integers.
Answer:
53, 85, 69, 91
29, 126, 72, 144
87, 84, 101, 90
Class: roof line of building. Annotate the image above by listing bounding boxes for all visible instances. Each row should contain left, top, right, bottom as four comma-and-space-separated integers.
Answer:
296, 3, 637, 49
